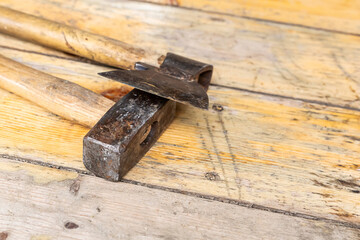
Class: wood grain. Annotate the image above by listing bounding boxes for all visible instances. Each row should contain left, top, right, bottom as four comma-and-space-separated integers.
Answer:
0, 54, 114, 128
0, 158, 359, 240
143, 0, 360, 35
0, 47, 359, 224
0, 0, 359, 110
0, 0, 360, 234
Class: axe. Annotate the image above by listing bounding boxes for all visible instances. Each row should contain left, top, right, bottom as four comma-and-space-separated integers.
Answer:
0, 6, 213, 181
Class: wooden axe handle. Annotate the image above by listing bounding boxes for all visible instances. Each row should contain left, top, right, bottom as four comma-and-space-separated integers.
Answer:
0, 54, 114, 128
0, 6, 158, 69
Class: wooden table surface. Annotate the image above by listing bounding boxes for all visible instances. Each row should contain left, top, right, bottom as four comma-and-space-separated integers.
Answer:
0, 0, 359, 239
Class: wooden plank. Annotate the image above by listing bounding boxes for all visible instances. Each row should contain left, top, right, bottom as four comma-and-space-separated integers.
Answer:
0, 46, 359, 224
0, 0, 360, 109
142, 0, 360, 35
0, 158, 359, 240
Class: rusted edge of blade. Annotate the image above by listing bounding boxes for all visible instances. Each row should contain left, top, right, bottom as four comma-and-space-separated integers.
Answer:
98, 70, 209, 109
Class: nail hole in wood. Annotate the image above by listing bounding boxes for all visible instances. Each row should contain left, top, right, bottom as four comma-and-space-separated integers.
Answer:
64, 221, 79, 229
205, 172, 220, 181
212, 104, 224, 112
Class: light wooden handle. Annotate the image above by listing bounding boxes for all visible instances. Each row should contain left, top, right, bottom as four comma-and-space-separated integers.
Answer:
0, 54, 114, 128
0, 6, 158, 69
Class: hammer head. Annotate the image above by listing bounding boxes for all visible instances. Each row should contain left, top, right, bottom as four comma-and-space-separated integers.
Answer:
83, 89, 176, 181
99, 53, 213, 109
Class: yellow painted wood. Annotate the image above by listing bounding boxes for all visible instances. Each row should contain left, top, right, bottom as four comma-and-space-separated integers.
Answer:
0, 0, 360, 229
0, 54, 114, 128
0, 158, 78, 184
0, 0, 359, 110
145, 0, 360, 35
0, 46, 359, 224
1, 158, 359, 239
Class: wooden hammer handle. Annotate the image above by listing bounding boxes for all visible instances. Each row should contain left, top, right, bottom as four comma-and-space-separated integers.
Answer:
0, 54, 114, 128
0, 6, 157, 69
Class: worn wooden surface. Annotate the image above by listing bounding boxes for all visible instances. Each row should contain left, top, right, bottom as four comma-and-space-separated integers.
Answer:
0, 0, 359, 239
144, 0, 360, 35
2, 158, 359, 240
1, 0, 360, 111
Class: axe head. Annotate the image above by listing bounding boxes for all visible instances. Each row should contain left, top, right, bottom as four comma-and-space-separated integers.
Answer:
99, 53, 213, 109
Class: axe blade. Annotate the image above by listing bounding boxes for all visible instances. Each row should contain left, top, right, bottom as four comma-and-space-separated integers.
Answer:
99, 53, 213, 109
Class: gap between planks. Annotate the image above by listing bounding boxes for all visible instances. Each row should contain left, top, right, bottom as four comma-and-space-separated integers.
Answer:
211, 83, 360, 112
1, 153, 360, 231
0, 45, 110, 67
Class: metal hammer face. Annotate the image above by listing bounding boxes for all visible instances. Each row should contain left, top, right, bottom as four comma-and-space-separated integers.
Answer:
83, 89, 175, 181
84, 53, 213, 181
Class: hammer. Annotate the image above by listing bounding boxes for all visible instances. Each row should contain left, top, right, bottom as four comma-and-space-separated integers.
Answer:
0, 6, 213, 181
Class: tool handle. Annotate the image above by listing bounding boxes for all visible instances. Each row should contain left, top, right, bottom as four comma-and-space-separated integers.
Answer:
0, 6, 157, 69
0, 54, 114, 128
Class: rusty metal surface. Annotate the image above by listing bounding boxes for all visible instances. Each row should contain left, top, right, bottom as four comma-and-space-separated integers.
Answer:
99, 53, 213, 109
83, 89, 176, 181
85, 53, 212, 180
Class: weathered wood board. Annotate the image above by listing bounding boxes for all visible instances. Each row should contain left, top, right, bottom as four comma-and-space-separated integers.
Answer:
1, 158, 359, 240
143, 0, 360, 35
0, 45, 359, 225
0, 0, 359, 110
0, 0, 359, 237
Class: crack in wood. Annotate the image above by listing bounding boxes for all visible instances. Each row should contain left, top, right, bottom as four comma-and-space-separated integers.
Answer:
203, 114, 231, 197
196, 122, 216, 171
217, 112, 241, 199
